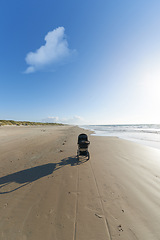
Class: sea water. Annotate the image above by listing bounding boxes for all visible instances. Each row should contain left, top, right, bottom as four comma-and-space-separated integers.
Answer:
81, 124, 160, 150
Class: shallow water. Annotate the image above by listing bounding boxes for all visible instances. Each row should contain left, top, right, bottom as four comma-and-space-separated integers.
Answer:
81, 124, 160, 150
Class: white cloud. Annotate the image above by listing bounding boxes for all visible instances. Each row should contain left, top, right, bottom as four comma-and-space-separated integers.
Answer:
24, 27, 75, 73
42, 116, 88, 125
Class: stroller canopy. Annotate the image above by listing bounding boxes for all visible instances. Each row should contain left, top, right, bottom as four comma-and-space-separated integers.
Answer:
78, 133, 89, 144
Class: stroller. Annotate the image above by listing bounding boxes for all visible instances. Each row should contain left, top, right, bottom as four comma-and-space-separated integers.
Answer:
77, 134, 90, 160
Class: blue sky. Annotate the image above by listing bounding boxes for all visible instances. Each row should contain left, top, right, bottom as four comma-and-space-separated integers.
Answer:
1, 0, 160, 124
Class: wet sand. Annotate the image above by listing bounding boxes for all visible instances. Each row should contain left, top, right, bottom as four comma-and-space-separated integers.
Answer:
0, 125, 160, 240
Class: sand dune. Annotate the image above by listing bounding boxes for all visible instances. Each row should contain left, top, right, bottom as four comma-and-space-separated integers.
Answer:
0, 125, 160, 239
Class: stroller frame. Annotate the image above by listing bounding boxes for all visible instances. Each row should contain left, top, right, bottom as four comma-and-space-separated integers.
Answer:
77, 133, 90, 160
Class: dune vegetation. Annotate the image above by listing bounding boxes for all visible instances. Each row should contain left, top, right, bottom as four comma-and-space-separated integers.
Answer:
0, 120, 63, 126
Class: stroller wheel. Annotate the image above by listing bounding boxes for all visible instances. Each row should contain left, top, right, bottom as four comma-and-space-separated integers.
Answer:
77, 151, 79, 161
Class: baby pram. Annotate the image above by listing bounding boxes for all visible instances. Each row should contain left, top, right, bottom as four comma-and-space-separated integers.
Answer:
77, 133, 90, 160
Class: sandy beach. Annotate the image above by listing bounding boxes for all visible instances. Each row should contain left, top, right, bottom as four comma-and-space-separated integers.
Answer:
0, 125, 160, 240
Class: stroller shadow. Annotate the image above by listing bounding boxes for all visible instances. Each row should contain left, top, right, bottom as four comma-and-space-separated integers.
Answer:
0, 156, 86, 194
58, 156, 87, 167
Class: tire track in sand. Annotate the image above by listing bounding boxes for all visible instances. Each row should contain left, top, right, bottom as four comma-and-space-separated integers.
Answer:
73, 160, 79, 240
89, 159, 112, 240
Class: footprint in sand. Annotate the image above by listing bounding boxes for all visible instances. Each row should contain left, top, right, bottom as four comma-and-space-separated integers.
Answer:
118, 224, 123, 232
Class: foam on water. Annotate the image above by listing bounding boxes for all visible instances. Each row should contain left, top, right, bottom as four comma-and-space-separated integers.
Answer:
81, 124, 160, 150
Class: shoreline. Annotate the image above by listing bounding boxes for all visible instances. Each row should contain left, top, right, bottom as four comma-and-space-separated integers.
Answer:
0, 125, 160, 239
79, 125, 160, 151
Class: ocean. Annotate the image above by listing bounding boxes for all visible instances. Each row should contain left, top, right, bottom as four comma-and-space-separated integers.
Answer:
81, 124, 160, 150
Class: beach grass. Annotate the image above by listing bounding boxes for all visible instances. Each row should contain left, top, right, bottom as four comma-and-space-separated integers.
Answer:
0, 120, 63, 126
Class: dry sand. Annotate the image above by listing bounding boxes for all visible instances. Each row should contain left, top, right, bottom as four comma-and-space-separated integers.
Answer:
0, 125, 160, 240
